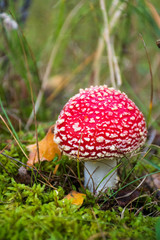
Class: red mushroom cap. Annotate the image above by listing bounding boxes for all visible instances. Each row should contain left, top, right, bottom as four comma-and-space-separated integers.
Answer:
54, 86, 147, 160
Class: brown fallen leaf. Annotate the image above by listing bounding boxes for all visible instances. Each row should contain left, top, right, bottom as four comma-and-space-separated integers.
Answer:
64, 190, 86, 206
27, 125, 61, 168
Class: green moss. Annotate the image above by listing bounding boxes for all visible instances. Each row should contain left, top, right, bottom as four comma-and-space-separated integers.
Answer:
0, 201, 157, 240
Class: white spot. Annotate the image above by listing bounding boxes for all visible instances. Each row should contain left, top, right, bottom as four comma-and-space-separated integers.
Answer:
110, 145, 115, 151
70, 150, 78, 155
89, 118, 95, 123
86, 145, 94, 150
120, 133, 126, 137
84, 137, 90, 141
130, 116, 135, 121
96, 136, 105, 142
73, 144, 79, 148
59, 127, 65, 131
111, 119, 118, 124
118, 104, 123, 108
65, 112, 71, 116
62, 135, 67, 141
91, 152, 96, 156
63, 146, 71, 151
58, 119, 65, 124
82, 108, 86, 112
97, 153, 103, 157
98, 98, 104, 101
96, 146, 103, 150
117, 125, 123, 130
81, 152, 89, 156
54, 127, 58, 135
138, 122, 142, 127
79, 88, 84, 93
108, 112, 113, 116
140, 131, 143, 136
102, 151, 107, 154
80, 146, 84, 151
73, 122, 81, 132
128, 106, 133, 110
105, 132, 110, 137
131, 133, 137, 138
111, 107, 118, 110
110, 133, 118, 138
54, 136, 62, 144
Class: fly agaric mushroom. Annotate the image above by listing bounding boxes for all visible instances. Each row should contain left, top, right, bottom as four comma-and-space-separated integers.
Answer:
54, 85, 147, 194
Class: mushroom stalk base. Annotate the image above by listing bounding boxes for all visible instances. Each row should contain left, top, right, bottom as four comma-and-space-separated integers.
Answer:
84, 159, 117, 194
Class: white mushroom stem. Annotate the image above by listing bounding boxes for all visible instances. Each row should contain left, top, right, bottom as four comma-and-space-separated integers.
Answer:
84, 159, 117, 194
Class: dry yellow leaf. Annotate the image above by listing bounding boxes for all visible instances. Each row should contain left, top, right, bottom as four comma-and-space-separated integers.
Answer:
146, 1, 160, 28
64, 190, 86, 206
27, 125, 61, 167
